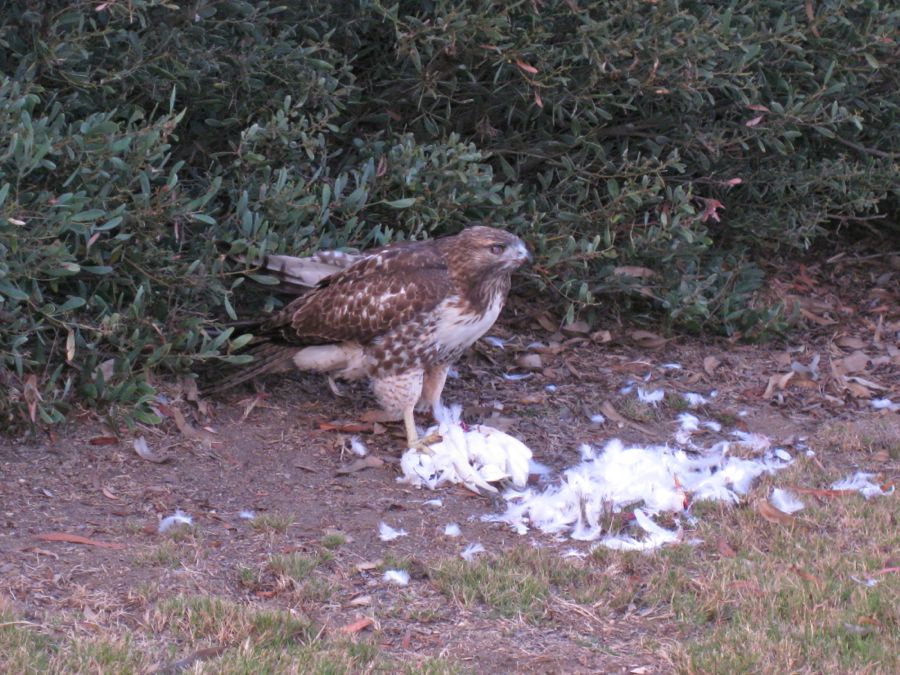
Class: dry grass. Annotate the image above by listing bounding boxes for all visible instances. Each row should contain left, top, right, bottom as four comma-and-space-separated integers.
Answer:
811, 417, 900, 460
0, 592, 458, 674
644, 462, 898, 673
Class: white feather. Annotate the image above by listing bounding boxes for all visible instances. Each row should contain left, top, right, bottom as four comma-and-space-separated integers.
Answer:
461, 543, 486, 561
349, 436, 368, 457
637, 388, 665, 405
871, 398, 899, 411
383, 569, 410, 586
486, 429, 789, 549
770, 488, 804, 514
683, 392, 708, 407
832, 472, 893, 499
159, 510, 192, 533
444, 523, 462, 537
398, 403, 534, 494
378, 522, 408, 541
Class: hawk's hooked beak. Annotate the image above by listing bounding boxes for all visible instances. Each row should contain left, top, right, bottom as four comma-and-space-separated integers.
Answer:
511, 239, 532, 265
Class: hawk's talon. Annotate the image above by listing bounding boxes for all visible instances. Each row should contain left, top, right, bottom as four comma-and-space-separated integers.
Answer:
409, 432, 442, 454
327, 377, 348, 398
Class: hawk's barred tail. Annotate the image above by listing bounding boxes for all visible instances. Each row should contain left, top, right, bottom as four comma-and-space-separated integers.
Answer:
201, 342, 296, 395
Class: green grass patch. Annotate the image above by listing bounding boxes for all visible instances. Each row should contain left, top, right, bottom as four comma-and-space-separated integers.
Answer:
249, 512, 295, 534
432, 547, 608, 623
267, 552, 336, 602
1, 599, 460, 674
1, 606, 145, 673
321, 533, 347, 550
156, 595, 313, 648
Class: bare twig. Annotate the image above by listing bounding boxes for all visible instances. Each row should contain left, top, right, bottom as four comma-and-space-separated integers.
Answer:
833, 136, 898, 160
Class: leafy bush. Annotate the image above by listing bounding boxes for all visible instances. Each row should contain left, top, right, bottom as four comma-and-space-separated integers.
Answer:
0, 1, 897, 429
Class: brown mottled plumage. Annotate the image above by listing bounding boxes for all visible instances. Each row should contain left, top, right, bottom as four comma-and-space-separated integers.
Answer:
208, 226, 531, 447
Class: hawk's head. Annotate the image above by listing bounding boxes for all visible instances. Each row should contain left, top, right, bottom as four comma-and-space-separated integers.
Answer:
442, 226, 531, 308
449, 225, 531, 274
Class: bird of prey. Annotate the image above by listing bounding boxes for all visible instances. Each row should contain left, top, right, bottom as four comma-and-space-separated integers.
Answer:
208, 225, 531, 448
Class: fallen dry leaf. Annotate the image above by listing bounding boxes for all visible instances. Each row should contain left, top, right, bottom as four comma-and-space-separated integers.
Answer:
133, 437, 169, 464
336, 456, 384, 475
35, 532, 125, 549
845, 375, 886, 391
238, 393, 265, 423
840, 350, 870, 373
535, 312, 557, 333
355, 560, 383, 573
339, 617, 374, 634
599, 400, 629, 426
754, 498, 798, 526
799, 307, 836, 326
170, 407, 218, 442
845, 381, 874, 399
598, 400, 660, 438
763, 371, 795, 399
101, 486, 119, 501
835, 335, 867, 350
717, 539, 737, 558
562, 320, 591, 335
630, 330, 668, 349
703, 356, 721, 377
787, 485, 855, 499
790, 565, 823, 586
590, 329, 612, 344
319, 421, 373, 433
88, 436, 119, 446
349, 595, 372, 606
181, 376, 211, 417
23, 374, 41, 423
94, 358, 116, 383
516, 353, 543, 370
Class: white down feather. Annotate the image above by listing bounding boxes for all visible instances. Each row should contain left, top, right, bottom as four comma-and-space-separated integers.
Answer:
398, 404, 534, 494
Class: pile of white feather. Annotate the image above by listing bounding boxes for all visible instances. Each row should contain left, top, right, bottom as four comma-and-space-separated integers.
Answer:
483, 432, 793, 550
398, 403, 892, 552
399, 404, 536, 494
398, 406, 792, 550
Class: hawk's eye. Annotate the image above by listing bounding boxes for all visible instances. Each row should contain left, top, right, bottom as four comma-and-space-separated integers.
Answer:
489, 243, 505, 255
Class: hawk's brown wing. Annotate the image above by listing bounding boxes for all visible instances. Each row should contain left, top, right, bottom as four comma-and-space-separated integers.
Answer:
258, 242, 453, 346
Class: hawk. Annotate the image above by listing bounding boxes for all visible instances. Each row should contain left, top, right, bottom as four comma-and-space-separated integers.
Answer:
209, 225, 531, 448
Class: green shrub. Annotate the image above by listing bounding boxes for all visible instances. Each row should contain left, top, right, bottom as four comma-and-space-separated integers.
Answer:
0, 1, 896, 429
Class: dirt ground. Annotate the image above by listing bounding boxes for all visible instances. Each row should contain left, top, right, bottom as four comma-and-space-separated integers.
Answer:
1, 251, 898, 673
